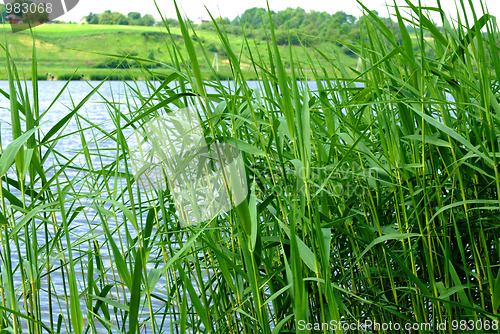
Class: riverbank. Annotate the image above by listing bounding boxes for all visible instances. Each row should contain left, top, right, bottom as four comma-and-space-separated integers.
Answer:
0, 23, 355, 80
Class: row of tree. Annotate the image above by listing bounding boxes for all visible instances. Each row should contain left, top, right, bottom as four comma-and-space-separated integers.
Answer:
85, 11, 156, 26
82, 6, 394, 43
1, 4, 404, 50
196, 7, 402, 48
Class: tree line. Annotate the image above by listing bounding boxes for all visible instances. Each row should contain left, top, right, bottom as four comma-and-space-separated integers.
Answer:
0, 4, 156, 26
1, 4, 409, 50
85, 11, 156, 26
197, 7, 404, 50
83, 6, 402, 47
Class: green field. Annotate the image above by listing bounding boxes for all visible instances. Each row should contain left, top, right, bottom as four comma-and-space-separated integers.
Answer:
0, 23, 356, 80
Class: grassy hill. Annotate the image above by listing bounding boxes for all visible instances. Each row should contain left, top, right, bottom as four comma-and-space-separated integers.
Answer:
0, 23, 358, 80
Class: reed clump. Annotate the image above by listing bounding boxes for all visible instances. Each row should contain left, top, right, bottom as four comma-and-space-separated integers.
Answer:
1, 0, 500, 333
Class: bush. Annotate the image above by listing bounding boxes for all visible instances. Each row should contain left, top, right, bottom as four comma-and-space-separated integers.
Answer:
141, 31, 163, 40
191, 34, 205, 43
209, 72, 233, 81
33, 74, 48, 81
147, 73, 176, 81
88, 73, 135, 81
207, 43, 219, 53
92, 58, 133, 69
57, 73, 84, 81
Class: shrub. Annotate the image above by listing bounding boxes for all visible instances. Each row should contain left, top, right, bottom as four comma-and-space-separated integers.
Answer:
88, 73, 134, 81
57, 73, 84, 81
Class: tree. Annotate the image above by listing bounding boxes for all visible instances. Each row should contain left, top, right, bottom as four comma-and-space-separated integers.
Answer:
7, 0, 50, 24
139, 14, 155, 26
112, 12, 129, 25
86, 12, 98, 24
98, 11, 114, 25
239, 7, 264, 27
98, 11, 128, 25
22, 5, 50, 24
128, 12, 141, 20
163, 18, 178, 27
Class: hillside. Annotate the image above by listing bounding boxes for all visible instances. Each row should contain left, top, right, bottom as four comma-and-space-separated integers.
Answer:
0, 22, 358, 80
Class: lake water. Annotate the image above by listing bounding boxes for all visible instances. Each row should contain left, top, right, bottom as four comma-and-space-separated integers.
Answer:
0, 80, 292, 332
0, 80, 181, 333
0, 79, 324, 332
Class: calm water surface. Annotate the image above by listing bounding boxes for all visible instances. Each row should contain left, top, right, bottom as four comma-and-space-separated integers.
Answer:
0, 80, 279, 332
0, 80, 320, 332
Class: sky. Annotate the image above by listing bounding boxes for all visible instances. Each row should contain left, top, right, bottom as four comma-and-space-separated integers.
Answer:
50, 0, 499, 24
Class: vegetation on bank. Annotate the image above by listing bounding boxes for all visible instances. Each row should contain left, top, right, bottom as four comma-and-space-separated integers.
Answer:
1, 0, 500, 333
80, 6, 399, 46
84, 11, 156, 26
0, 20, 360, 81
0, 6, 412, 81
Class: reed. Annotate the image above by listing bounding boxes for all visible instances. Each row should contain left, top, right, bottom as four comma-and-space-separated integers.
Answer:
1, 0, 500, 333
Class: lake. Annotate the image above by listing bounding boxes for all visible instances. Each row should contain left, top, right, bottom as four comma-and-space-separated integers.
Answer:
0, 80, 184, 333
0, 79, 299, 332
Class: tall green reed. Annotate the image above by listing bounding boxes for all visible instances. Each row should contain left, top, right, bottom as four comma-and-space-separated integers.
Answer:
1, 0, 500, 332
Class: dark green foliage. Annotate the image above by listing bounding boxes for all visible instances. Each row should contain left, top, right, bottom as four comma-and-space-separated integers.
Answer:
91, 57, 162, 69
92, 58, 135, 69
127, 11, 141, 20
86, 10, 155, 26
190, 7, 403, 48
163, 18, 179, 27
87, 72, 134, 80
206, 42, 218, 52
140, 14, 155, 27
0, 3, 8, 22
57, 73, 84, 80
98, 10, 129, 25
140, 31, 169, 42
85, 12, 99, 24
34, 74, 48, 80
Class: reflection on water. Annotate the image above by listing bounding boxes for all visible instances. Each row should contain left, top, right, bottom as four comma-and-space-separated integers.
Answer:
0, 80, 314, 332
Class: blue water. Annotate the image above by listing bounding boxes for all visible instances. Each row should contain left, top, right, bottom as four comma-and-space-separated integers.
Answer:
0, 79, 324, 332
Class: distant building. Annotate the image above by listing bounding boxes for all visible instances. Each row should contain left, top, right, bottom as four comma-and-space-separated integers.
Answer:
194, 17, 210, 25
6, 14, 22, 25
78, 17, 87, 25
